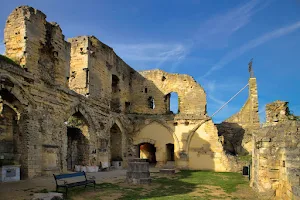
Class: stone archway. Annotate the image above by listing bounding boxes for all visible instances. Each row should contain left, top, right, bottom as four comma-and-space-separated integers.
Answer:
110, 123, 123, 162
133, 122, 175, 167
65, 111, 90, 170
0, 88, 26, 178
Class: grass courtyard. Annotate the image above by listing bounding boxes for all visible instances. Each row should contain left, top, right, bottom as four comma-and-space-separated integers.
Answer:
66, 171, 261, 200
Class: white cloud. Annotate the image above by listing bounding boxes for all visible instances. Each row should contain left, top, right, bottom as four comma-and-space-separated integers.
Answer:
112, 0, 269, 72
202, 20, 300, 78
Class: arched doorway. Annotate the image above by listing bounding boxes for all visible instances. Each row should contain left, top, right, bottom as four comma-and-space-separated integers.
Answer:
0, 89, 24, 177
66, 112, 89, 170
139, 143, 157, 164
110, 124, 123, 162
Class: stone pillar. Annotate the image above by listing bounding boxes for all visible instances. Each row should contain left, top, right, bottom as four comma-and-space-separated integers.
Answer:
126, 158, 151, 184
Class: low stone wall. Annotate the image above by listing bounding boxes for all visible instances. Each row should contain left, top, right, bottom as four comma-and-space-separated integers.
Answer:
251, 120, 300, 199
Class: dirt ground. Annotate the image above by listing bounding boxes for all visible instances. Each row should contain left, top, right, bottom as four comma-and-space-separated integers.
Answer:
0, 169, 127, 200
0, 169, 265, 200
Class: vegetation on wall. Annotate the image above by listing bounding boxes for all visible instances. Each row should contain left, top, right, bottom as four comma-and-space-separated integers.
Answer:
67, 116, 86, 127
0, 54, 19, 66
287, 107, 300, 121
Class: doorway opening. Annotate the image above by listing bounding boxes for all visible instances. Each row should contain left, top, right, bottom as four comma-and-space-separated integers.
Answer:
139, 143, 157, 164
66, 127, 89, 170
110, 124, 123, 161
66, 112, 89, 170
166, 143, 175, 161
0, 89, 24, 177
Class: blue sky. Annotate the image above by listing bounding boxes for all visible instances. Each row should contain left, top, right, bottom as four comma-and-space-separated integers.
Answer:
0, 0, 299, 123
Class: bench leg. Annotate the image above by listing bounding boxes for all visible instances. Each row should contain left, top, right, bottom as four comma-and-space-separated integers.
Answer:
65, 187, 68, 199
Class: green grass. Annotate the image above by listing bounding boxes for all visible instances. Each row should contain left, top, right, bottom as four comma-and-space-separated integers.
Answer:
66, 171, 251, 200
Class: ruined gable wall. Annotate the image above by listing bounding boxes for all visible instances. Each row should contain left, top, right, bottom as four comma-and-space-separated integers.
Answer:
224, 78, 259, 128
4, 6, 70, 87
217, 78, 260, 155
130, 69, 207, 116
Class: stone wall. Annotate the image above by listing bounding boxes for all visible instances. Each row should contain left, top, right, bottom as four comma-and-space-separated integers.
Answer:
4, 6, 70, 87
131, 70, 206, 116
1, 5, 246, 179
251, 102, 300, 199
217, 77, 260, 155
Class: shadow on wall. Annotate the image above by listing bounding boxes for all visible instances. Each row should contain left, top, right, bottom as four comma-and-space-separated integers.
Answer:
179, 127, 215, 170
0, 89, 26, 178
216, 122, 248, 156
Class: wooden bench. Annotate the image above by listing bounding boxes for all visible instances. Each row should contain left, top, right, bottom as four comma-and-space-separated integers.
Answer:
53, 172, 95, 198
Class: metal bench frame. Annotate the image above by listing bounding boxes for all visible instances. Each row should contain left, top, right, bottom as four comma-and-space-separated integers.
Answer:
53, 171, 95, 198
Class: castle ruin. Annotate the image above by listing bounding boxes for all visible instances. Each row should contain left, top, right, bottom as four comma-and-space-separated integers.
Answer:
0, 6, 299, 199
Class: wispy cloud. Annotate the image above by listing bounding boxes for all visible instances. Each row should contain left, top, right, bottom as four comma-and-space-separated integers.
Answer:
194, 0, 269, 48
112, 0, 269, 72
112, 43, 189, 71
202, 20, 300, 78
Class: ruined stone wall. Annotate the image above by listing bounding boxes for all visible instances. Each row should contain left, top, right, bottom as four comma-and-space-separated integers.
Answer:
131, 69, 207, 116
224, 78, 259, 128
217, 78, 260, 155
68, 36, 137, 113
0, 58, 114, 178
4, 6, 70, 87
1, 6, 127, 178
251, 102, 300, 199
127, 114, 233, 171
1, 5, 245, 179
265, 100, 291, 126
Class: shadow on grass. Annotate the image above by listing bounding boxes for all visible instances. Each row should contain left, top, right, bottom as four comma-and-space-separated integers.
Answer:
65, 170, 249, 200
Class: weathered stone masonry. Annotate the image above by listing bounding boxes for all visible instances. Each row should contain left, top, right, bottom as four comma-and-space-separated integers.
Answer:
251, 102, 300, 199
1, 5, 265, 181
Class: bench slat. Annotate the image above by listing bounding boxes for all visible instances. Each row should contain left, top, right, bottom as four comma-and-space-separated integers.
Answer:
54, 172, 86, 179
